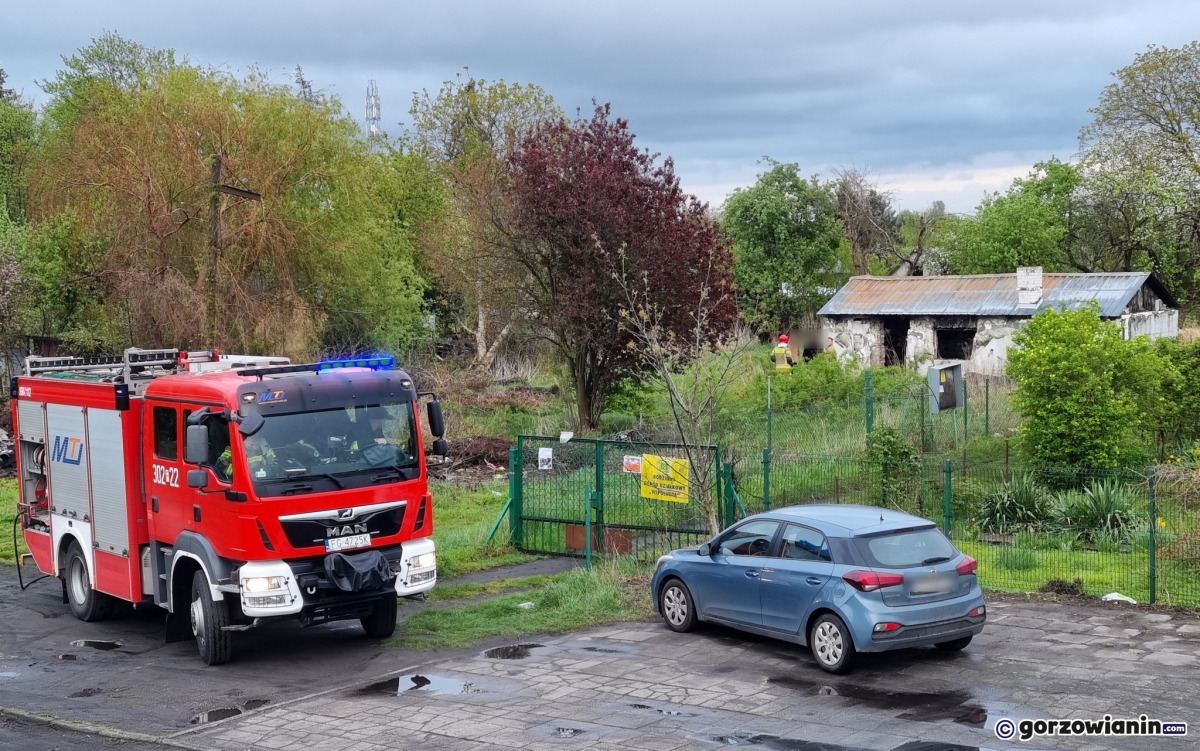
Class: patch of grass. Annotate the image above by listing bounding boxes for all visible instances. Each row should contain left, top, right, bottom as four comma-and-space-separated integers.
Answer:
996, 547, 1037, 571
0, 479, 26, 564
427, 573, 561, 602
392, 558, 653, 648
431, 479, 541, 579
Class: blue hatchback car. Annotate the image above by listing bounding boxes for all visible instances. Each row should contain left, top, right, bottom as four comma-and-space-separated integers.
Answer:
650, 505, 986, 673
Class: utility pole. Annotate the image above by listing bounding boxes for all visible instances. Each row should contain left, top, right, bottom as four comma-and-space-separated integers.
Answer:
207, 155, 261, 345
366, 80, 382, 146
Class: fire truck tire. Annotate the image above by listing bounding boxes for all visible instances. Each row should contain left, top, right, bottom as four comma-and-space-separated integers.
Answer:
191, 570, 233, 666
360, 594, 398, 638
64, 541, 117, 622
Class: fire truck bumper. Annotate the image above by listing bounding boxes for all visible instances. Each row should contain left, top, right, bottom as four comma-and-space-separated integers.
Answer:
234, 538, 437, 618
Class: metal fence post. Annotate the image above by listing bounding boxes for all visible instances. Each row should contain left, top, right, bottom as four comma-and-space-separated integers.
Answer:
583, 483, 593, 570
1148, 466, 1157, 605
865, 370, 875, 434
762, 448, 772, 511
594, 441, 605, 554
984, 378, 990, 437
943, 459, 953, 537
510, 443, 524, 548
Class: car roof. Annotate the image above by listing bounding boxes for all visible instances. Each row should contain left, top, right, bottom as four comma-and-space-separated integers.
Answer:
752, 504, 936, 536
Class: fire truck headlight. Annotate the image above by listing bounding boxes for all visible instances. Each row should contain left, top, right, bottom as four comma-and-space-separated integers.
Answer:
411, 552, 436, 570
243, 576, 286, 593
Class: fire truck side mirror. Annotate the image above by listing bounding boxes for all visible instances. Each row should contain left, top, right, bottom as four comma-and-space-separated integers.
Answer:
429, 437, 448, 457
426, 400, 445, 438
187, 469, 210, 489
184, 424, 211, 465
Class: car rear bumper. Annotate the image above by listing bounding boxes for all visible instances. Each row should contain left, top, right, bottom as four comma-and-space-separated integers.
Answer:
840, 592, 986, 652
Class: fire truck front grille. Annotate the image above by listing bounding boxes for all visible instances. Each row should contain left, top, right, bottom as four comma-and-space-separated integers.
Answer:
280, 505, 406, 549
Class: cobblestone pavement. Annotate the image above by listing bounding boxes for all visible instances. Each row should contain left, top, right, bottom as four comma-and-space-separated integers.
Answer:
171, 600, 1197, 751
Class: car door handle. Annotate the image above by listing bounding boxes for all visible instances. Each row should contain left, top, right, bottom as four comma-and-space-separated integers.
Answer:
745, 571, 759, 579
806, 577, 823, 586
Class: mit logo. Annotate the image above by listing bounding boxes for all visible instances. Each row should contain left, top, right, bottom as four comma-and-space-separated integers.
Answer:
51, 436, 84, 465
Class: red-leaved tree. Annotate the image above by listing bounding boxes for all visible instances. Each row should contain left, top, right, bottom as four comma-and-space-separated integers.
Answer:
507, 103, 736, 429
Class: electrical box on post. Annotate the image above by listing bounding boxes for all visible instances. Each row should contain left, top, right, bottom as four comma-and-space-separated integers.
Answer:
928, 363, 963, 414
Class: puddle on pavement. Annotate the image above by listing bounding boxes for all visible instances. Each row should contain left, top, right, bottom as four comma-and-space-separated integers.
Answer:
553, 728, 585, 738
629, 703, 696, 717
767, 675, 985, 726
483, 643, 542, 659
189, 699, 271, 725
69, 687, 102, 698
356, 674, 484, 696
53, 654, 77, 661
69, 640, 121, 651
582, 646, 621, 654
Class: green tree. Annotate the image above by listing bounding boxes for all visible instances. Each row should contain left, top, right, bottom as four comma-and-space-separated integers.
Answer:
0, 68, 34, 223
28, 35, 428, 357
1006, 304, 1163, 470
948, 160, 1081, 274
721, 159, 846, 333
1079, 42, 1200, 310
406, 73, 560, 368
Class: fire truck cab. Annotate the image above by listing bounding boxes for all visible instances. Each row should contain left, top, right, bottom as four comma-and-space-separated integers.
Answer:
12, 348, 445, 665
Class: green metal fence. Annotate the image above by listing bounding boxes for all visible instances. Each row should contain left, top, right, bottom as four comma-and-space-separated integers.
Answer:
739, 454, 1200, 607
508, 436, 726, 562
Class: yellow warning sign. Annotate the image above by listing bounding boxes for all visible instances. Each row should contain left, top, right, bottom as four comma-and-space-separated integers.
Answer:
640, 454, 690, 503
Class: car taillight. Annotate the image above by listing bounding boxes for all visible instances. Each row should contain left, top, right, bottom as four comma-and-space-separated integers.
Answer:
956, 556, 978, 576
872, 622, 902, 633
842, 569, 905, 592
968, 605, 986, 617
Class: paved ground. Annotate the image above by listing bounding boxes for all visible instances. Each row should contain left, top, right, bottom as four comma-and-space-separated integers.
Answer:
1, 561, 1197, 751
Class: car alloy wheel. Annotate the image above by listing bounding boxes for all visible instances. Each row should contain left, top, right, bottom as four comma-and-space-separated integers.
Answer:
810, 613, 855, 673
659, 579, 697, 633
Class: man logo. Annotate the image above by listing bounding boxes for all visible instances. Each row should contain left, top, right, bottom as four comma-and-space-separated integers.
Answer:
336, 508, 355, 520
51, 436, 84, 466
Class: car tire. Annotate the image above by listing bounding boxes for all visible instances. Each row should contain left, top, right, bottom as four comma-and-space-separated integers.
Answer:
934, 635, 973, 652
190, 570, 233, 666
63, 540, 117, 622
659, 578, 697, 633
810, 613, 855, 674
361, 594, 399, 638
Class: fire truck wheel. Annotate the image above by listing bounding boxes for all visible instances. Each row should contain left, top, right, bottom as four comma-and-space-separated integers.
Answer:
190, 570, 233, 666
360, 594, 398, 638
64, 540, 116, 622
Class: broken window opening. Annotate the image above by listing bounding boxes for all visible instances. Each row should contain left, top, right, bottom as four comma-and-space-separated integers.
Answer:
935, 328, 976, 360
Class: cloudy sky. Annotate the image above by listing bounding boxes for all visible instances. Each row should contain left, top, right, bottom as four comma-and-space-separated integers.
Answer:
4, 2, 1199, 214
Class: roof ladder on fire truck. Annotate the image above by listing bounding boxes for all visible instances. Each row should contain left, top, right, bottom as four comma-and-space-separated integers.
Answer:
23, 347, 215, 396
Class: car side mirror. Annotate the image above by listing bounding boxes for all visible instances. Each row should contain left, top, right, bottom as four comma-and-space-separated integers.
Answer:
184, 424, 210, 465
426, 400, 445, 438
697, 542, 712, 557
187, 469, 210, 489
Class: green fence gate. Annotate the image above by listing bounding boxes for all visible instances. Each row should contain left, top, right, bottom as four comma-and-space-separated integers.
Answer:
508, 436, 726, 562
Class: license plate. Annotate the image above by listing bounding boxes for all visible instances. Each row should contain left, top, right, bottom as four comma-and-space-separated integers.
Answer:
325, 533, 371, 552
911, 575, 953, 594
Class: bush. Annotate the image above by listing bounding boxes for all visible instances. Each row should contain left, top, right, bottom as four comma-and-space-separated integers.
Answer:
1052, 478, 1141, 544
1007, 304, 1163, 470
865, 427, 921, 511
977, 475, 1051, 533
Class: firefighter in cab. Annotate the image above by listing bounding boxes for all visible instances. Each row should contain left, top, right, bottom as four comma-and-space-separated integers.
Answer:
772, 334, 795, 372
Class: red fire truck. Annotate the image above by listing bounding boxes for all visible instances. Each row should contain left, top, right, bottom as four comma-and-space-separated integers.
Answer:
11, 348, 445, 665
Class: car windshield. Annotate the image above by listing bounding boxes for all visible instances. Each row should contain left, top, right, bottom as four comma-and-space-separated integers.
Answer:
853, 527, 957, 569
242, 401, 419, 490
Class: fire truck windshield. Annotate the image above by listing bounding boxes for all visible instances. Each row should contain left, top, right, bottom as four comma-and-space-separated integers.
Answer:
242, 401, 420, 492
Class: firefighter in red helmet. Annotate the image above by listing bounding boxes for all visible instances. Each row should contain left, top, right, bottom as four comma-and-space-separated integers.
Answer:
772, 334, 794, 371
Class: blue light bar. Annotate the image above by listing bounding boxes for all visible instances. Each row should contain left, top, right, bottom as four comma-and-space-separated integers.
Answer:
316, 355, 397, 371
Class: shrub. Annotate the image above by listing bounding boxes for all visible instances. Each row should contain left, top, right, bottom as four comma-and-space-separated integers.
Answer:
1007, 304, 1163, 470
865, 427, 921, 511
1053, 478, 1141, 543
977, 475, 1051, 533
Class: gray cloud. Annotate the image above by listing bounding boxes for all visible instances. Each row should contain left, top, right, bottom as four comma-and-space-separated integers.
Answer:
2, 1, 1198, 212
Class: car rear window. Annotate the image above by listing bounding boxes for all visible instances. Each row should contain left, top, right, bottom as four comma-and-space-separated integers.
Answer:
853, 527, 957, 569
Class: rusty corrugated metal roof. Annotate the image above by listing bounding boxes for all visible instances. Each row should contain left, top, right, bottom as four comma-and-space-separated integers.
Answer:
817, 272, 1165, 318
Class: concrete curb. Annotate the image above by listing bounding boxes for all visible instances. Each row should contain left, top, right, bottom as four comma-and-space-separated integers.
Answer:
0, 705, 214, 750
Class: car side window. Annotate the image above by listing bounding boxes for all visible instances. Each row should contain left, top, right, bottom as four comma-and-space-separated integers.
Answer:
780, 524, 831, 562
718, 520, 780, 557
